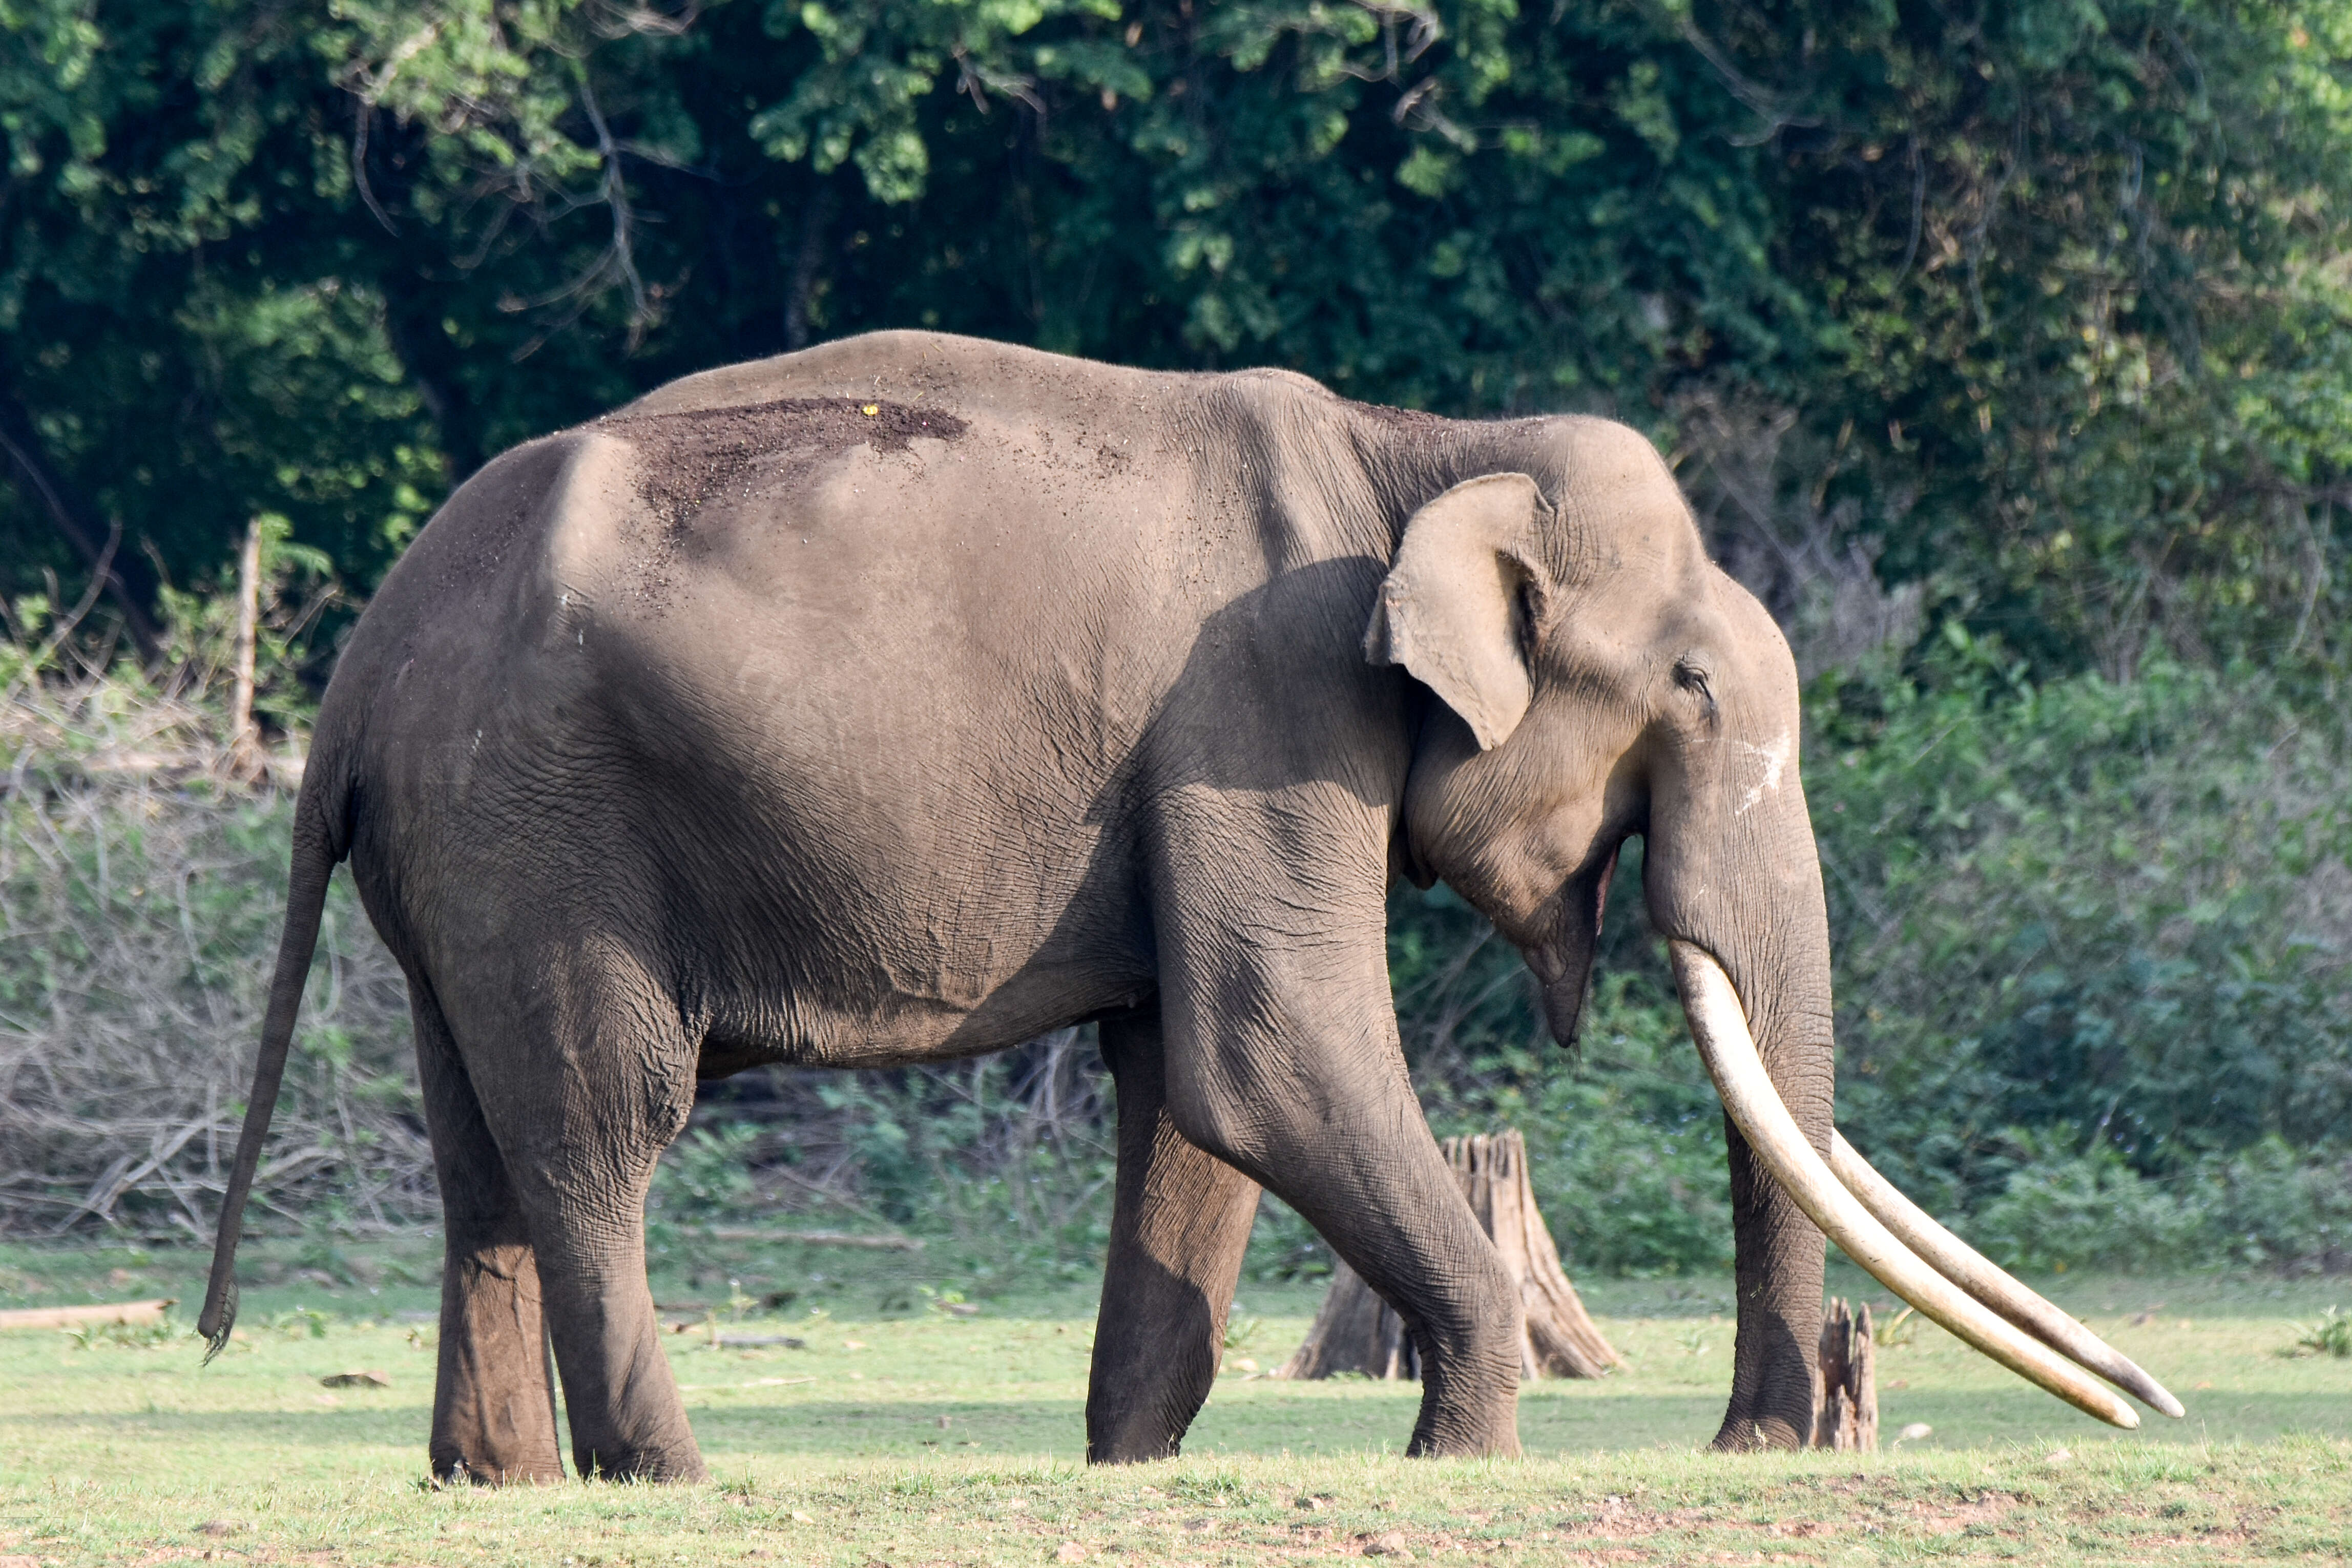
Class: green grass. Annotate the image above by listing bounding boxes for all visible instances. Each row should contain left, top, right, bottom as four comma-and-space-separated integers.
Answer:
3, 1238, 2350, 1563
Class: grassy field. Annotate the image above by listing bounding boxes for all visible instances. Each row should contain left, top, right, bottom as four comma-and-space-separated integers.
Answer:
3, 1235, 2349, 1564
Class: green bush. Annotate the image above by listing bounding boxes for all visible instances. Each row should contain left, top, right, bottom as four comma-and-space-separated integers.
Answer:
1968, 1138, 2352, 1276
1815, 642, 2352, 1267
2194, 1141, 2352, 1272
650, 1125, 762, 1222
1363, 640, 2352, 1279
1970, 1134, 2212, 1273
1515, 979, 1734, 1278
13, 585, 2349, 1279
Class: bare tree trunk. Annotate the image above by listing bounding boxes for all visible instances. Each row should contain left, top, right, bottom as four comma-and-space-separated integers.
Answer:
227, 518, 263, 784
1277, 1130, 1618, 1381
1277, 1262, 1419, 1380
1812, 1298, 1877, 1450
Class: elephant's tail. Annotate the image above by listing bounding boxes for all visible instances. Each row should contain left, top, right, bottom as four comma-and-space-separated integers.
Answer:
197, 779, 348, 1363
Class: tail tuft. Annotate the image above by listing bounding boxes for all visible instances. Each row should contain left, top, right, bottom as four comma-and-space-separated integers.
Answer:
199, 1284, 238, 1364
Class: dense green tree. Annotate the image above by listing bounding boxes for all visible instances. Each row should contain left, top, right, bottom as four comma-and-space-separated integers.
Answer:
0, 0, 434, 642
5, 0, 2351, 674
5, 11, 2348, 964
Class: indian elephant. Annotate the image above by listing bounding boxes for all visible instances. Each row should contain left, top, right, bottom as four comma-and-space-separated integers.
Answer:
199, 331, 2176, 1482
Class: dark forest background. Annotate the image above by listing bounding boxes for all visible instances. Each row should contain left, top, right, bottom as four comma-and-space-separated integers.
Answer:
6, 0, 2352, 1278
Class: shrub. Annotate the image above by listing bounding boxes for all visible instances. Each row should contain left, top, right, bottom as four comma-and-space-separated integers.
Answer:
1372, 640, 2352, 1278
1970, 1133, 2210, 1273
2288, 1306, 2352, 1358
12, 592, 2350, 1280
0, 663, 426, 1237
650, 1124, 762, 1222
1816, 643, 2352, 1245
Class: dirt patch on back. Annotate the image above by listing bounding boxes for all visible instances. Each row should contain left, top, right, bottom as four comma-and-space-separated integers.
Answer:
594, 397, 969, 535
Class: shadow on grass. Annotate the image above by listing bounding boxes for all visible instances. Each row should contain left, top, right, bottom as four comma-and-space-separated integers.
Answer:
3, 1393, 1724, 1462
14, 1381, 2346, 1474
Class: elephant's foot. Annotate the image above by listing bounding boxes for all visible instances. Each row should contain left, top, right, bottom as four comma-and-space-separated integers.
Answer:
1087, 1423, 1184, 1465
1708, 1407, 1812, 1452
1404, 1404, 1525, 1458
573, 1441, 711, 1483
1404, 1424, 1523, 1460
1710, 1330, 1817, 1452
1087, 1383, 1216, 1465
430, 1444, 565, 1487
1404, 1336, 1525, 1458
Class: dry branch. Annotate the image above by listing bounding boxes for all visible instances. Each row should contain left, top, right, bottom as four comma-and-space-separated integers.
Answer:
0, 665, 425, 1237
694, 1227, 924, 1251
226, 518, 263, 784
0, 1298, 176, 1330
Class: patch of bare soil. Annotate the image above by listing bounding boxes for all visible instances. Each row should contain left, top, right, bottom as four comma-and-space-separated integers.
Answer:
1549, 1484, 2019, 1548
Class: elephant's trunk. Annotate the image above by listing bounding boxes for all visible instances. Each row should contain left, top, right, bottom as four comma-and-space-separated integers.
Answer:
1671, 943, 2178, 1427
1671, 855, 1839, 1450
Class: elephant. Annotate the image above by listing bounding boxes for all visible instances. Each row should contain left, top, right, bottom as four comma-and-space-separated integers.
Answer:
198, 330, 2176, 1482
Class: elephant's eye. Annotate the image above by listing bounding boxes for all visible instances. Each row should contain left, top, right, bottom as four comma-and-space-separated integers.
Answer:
1672, 653, 1713, 698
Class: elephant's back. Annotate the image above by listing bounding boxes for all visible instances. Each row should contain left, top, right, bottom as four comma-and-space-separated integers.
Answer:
311, 350, 1180, 1005
612, 329, 1211, 428
303, 333, 1409, 1061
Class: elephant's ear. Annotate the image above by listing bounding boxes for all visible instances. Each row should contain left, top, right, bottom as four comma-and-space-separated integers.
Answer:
1364, 472, 1546, 751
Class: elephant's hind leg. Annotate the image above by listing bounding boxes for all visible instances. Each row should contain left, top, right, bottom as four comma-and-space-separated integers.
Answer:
442, 937, 707, 1482
414, 984, 564, 1485
1087, 1007, 1263, 1464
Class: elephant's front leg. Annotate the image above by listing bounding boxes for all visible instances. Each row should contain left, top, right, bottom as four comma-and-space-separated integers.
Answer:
1147, 801, 1525, 1460
1164, 1000, 1525, 1458
1087, 1006, 1264, 1464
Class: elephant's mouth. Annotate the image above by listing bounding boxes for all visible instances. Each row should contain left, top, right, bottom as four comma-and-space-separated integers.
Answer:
1527, 845, 1622, 1049
1670, 942, 2184, 1428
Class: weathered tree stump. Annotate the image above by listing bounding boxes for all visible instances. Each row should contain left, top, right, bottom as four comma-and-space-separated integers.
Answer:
1276, 1130, 1618, 1381
1813, 1297, 1877, 1450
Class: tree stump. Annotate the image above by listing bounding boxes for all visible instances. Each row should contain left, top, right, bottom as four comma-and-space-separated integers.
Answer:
1813, 1297, 1877, 1450
1276, 1130, 1618, 1381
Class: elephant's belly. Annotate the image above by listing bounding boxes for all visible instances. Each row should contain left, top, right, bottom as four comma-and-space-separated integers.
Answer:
649, 765, 1155, 1074
694, 958, 1153, 1077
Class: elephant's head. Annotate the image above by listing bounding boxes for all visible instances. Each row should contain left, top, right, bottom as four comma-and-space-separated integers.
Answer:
1366, 421, 2178, 1444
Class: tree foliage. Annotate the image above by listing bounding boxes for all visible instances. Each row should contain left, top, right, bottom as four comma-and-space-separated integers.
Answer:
4, 0, 2350, 674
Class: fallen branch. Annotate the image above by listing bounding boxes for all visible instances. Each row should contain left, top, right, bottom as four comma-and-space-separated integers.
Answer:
0, 1298, 176, 1331
694, 1226, 924, 1252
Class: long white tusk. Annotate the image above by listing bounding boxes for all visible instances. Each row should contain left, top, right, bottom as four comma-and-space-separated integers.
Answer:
1829, 1132, 2185, 1418
1669, 942, 2138, 1430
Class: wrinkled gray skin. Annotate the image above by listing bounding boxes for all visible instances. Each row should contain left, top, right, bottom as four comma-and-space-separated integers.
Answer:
200, 331, 1832, 1481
